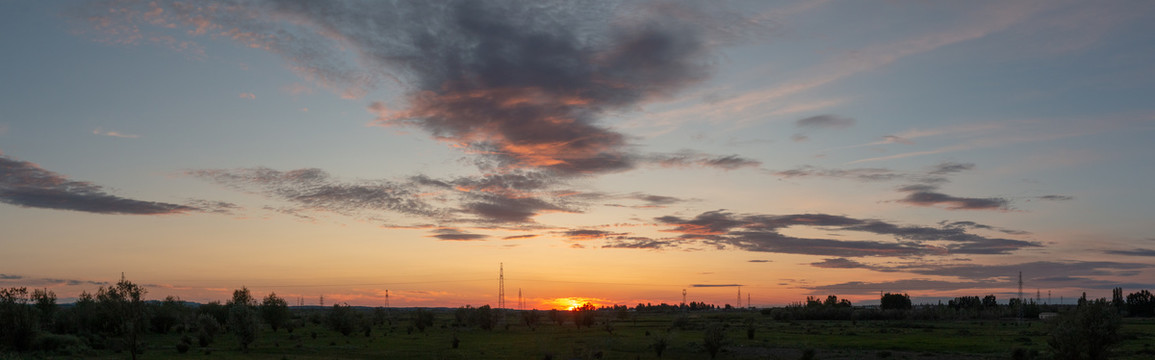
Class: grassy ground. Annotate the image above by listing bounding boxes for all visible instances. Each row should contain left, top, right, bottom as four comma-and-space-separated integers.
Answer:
12, 311, 1155, 359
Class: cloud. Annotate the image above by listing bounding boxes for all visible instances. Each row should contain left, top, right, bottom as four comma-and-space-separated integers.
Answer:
1, 154, 197, 215
806, 279, 995, 295
238, 92, 256, 100
796, 114, 854, 129
649, 151, 761, 170
747, 259, 771, 263
92, 128, 140, 138
772, 166, 904, 182
655, 210, 1037, 256
0, 274, 23, 280
75, 1, 758, 178
187, 167, 436, 218
928, 162, 975, 175
810, 258, 873, 270
561, 229, 627, 241
894, 183, 1009, 211
601, 237, 677, 249
1103, 248, 1155, 257
1037, 195, 1073, 201
691, 284, 743, 288
502, 234, 539, 240
428, 228, 489, 241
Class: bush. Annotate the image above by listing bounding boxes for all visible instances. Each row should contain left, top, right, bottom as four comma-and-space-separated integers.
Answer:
703, 323, 726, 359
32, 333, 85, 354
1048, 300, 1121, 360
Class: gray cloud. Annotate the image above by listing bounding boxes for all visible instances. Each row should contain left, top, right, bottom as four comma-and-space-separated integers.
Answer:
187, 167, 436, 218
1, 154, 197, 215
806, 279, 996, 295
895, 185, 1010, 211
650, 151, 761, 170
0, 274, 23, 280
601, 237, 677, 249
656, 210, 1038, 256
747, 259, 771, 263
796, 114, 855, 129
428, 228, 489, 241
772, 166, 904, 182
1104, 248, 1155, 257
809, 259, 1150, 282
561, 229, 627, 240
928, 162, 975, 175
1037, 195, 1074, 201
502, 234, 539, 240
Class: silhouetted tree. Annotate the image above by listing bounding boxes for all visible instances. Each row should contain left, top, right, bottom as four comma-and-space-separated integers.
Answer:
1048, 299, 1120, 360
1125, 290, 1154, 317
328, 303, 357, 335
260, 292, 291, 332
31, 288, 56, 330
96, 276, 147, 360
572, 303, 596, 328
412, 308, 434, 333
880, 293, 912, 310
522, 309, 541, 327
195, 314, 220, 347
1111, 287, 1124, 310
0, 287, 37, 351
226, 287, 259, 352
703, 322, 726, 359
982, 294, 997, 309
151, 295, 187, 334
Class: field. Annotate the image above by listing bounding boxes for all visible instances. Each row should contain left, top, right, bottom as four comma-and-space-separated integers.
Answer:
21, 309, 1153, 360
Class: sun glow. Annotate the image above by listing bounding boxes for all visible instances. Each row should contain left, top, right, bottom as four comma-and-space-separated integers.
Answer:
549, 297, 600, 311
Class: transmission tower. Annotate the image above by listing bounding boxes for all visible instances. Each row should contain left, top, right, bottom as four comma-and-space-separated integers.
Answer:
748, 293, 751, 309
1017, 272, 1024, 324
498, 263, 505, 310
737, 287, 742, 308
385, 290, 390, 308
518, 288, 523, 310
320, 294, 324, 307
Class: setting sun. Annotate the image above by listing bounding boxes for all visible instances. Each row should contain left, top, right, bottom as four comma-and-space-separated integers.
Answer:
550, 297, 603, 311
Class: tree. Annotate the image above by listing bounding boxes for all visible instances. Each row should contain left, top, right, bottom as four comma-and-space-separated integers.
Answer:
227, 287, 259, 352
982, 294, 997, 309
0, 287, 37, 351
1048, 299, 1121, 360
328, 303, 358, 336
97, 275, 148, 360
31, 288, 56, 329
1125, 290, 1154, 317
880, 293, 912, 310
151, 296, 187, 334
196, 314, 221, 347
572, 303, 596, 328
703, 322, 726, 359
260, 292, 291, 332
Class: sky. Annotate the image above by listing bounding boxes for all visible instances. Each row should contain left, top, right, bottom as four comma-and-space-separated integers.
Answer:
2, 0, 1154, 310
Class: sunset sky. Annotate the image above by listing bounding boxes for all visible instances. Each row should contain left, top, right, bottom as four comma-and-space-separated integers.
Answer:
2, 0, 1154, 309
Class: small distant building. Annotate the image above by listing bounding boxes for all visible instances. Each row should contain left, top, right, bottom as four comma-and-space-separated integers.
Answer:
1039, 312, 1059, 320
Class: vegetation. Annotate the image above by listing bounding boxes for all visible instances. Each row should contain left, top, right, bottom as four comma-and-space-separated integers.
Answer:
3, 279, 1155, 359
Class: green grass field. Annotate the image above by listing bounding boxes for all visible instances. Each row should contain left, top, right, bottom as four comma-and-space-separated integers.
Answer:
16, 311, 1155, 360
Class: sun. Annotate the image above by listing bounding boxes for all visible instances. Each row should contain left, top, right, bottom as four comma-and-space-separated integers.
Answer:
550, 297, 597, 311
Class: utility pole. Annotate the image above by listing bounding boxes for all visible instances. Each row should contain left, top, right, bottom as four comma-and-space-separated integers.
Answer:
320, 294, 324, 307
1017, 272, 1024, 324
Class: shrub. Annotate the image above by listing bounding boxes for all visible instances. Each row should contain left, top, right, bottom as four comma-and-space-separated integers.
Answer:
1048, 300, 1121, 360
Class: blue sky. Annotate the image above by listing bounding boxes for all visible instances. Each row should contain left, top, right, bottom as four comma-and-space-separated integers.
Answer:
1, 0, 1153, 308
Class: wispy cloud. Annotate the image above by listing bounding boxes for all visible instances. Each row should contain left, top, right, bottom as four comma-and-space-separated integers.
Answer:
1, 153, 196, 215
655, 210, 1037, 257
1104, 248, 1155, 257
238, 92, 256, 100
